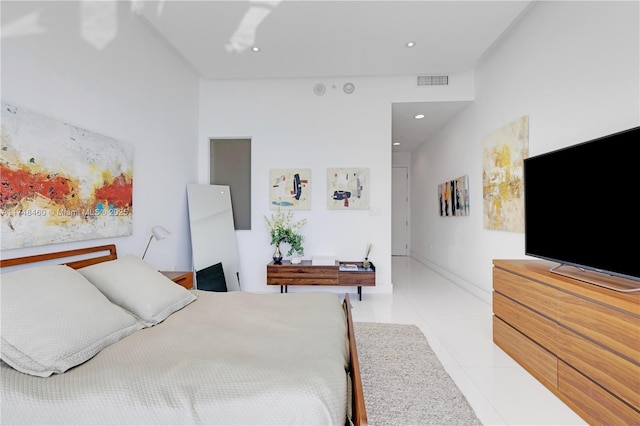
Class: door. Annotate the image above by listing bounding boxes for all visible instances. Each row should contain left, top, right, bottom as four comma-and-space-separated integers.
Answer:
392, 166, 409, 255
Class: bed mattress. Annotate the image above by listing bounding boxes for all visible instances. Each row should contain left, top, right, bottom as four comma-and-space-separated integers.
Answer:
1, 291, 349, 425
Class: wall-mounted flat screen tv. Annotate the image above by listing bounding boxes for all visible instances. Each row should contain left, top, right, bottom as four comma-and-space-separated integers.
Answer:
524, 126, 640, 288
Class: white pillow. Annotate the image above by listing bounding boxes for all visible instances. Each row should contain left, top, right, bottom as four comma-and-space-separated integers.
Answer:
0, 265, 142, 377
78, 255, 197, 327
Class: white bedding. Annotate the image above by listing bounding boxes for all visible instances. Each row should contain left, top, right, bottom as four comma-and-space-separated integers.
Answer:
1, 291, 349, 425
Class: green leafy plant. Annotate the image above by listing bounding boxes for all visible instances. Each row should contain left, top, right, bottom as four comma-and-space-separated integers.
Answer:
264, 210, 307, 256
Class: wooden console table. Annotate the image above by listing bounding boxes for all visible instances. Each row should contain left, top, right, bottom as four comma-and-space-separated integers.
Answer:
267, 260, 375, 300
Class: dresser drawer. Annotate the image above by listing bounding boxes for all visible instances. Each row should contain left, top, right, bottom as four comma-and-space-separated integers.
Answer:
558, 360, 640, 425
558, 326, 640, 410
494, 268, 558, 321
493, 316, 558, 389
339, 271, 375, 286
557, 289, 640, 364
493, 292, 558, 353
266, 265, 339, 285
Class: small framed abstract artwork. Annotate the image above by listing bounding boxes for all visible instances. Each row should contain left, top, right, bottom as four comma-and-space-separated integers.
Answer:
327, 167, 369, 210
269, 168, 311, 210
438, 175, 469, 217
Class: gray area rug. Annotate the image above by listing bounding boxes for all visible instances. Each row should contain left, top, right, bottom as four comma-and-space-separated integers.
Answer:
354, 322, 482, 426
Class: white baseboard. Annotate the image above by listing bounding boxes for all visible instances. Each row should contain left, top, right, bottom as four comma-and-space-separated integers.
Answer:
409, 253, 491, 304
361, 284, 393, 294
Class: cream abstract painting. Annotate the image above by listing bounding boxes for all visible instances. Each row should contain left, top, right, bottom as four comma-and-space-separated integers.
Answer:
327, 168, 369, 210
269, 168, 311, 210
482, 116, 529, 232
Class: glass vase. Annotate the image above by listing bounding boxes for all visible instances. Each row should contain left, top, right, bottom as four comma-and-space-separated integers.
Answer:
272, 243, 283, 263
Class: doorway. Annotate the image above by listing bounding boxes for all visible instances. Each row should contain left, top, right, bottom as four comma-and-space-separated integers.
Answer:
392, 166, 409, 255
210, 138, 251, 230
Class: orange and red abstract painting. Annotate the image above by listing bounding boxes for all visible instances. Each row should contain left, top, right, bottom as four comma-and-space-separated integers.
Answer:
1, 103, 133, 249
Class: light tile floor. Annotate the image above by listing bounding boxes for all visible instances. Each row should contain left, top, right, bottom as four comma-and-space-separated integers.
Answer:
350, 256, 587, 426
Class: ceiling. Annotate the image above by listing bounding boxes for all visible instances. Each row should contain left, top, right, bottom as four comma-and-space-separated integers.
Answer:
136, 0, 532, 152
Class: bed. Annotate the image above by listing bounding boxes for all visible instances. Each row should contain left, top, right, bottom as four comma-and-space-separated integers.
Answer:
0, 244, 367, 425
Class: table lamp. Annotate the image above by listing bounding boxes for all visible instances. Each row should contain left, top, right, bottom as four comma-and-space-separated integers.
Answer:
142, 225, 171, 259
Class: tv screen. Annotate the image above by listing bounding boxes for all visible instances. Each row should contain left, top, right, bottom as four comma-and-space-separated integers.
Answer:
524, 126, 640, 283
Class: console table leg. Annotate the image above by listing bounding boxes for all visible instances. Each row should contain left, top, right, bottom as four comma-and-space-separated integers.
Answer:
358, 286, 362, 301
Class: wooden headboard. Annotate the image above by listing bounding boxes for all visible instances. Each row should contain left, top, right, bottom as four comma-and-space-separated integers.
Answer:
0, 244, 118, 270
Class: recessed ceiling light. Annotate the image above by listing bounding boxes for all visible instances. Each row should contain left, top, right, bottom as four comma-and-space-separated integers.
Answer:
252, 46, 260, 52
414, 114, 425, 119
393, 142, 401, 146
406, 41, 416, 48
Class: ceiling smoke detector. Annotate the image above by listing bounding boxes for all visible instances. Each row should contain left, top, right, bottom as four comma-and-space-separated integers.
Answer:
343, 82, 355, 94
313, 83, 326, 96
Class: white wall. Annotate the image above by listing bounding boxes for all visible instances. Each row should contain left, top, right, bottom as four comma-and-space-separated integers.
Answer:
1, 1, 199, 270
410, 1, 640, 302
198, 72, 475, 293
392, 152, 411, 167
10, 2, 630, 302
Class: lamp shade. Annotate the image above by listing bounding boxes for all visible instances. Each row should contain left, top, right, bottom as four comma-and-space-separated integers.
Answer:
151, 225, 171, 241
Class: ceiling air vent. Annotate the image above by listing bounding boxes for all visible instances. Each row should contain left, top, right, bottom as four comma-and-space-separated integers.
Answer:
417, 75, 449, 86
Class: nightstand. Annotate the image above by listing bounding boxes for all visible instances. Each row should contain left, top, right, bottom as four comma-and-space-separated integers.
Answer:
160, 271, 194, 289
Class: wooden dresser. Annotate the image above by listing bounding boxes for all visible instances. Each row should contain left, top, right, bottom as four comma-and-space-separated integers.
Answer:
493, 259, 640, 425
